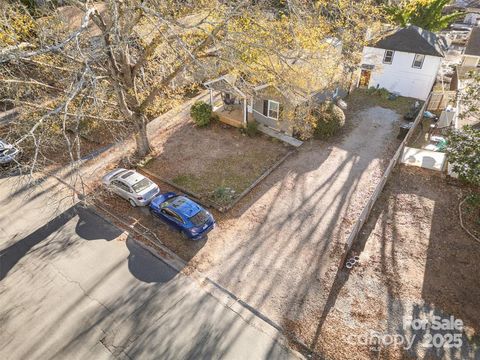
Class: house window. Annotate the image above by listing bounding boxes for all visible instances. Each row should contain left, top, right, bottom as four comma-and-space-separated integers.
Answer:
383, 50, 394, 64
412, 54, 425, 69
263, 100, 280, 119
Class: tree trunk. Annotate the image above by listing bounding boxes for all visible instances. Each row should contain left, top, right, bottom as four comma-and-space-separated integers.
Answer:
133, 113, 151, 157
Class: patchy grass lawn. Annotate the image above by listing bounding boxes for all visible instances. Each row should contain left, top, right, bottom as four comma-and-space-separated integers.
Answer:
144, 121, 292, 207
346, 88, 418, 117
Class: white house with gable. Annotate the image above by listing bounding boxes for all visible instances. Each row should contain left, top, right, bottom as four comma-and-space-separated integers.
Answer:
359, 26, 446, 100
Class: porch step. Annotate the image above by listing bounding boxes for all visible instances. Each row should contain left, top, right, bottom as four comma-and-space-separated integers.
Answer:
257, 124, 303, 147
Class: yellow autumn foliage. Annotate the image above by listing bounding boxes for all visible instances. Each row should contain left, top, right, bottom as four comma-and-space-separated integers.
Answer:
0, 6, 36, 46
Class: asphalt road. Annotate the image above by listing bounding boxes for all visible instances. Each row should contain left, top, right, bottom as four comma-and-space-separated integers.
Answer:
0, 175, 299, 360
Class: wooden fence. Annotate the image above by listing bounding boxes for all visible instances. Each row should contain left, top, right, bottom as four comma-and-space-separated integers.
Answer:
338, 95, 430, 269
427, 90, 456, 111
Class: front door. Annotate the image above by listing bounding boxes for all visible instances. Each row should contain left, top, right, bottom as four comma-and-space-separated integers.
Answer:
359, 69, 371, 88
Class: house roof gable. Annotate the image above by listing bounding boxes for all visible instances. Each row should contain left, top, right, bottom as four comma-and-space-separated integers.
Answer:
372, 26, 446, 57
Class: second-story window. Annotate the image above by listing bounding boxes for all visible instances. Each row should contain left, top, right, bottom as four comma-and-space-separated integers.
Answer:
383, 50, 394, 64
412, 54, 425, 69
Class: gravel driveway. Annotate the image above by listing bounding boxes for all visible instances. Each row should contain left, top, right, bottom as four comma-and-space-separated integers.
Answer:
183, 106, 404, 347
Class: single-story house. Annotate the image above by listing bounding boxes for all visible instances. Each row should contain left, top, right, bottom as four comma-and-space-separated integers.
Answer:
359, 26, 447, 100
204, 75, 344, 136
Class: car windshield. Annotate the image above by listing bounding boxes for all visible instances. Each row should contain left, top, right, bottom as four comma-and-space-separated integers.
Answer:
132, 178, 152, 192
0, 148, 14, 157
121, 171, 135, 179
190, 209, 209, 227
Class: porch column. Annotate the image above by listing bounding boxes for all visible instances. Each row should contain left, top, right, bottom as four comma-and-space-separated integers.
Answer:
243, 98, 247, 126
209, 88, 213, 105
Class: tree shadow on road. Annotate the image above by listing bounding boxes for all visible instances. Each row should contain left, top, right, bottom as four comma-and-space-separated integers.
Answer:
0, 205, 77, 281
1, 203, 179, 284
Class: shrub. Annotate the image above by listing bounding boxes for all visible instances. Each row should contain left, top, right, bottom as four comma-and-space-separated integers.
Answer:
446, 126, 480, 186
78, 118, 99, 134
376, 87, 391, 100
244, 121, 259, 137
190, 101, 213, 127
366, 86, 391, 99
292, 105, 315, 140
210, 112, 220, 123
212, 186, 236, 204
312, 102, 346, 138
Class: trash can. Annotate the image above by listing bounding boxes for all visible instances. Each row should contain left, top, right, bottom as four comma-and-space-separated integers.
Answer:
397, 122, 413, 140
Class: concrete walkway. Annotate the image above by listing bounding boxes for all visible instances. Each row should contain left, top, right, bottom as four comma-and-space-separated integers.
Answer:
258, 124, 304, 147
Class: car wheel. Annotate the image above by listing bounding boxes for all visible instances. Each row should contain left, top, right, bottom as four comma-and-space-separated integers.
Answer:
128, 198, 137, 207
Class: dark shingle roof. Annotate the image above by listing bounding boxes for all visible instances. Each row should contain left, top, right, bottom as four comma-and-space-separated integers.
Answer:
373, 26, 446, 57
465, 0, 480, 9
465, 27, 480, 56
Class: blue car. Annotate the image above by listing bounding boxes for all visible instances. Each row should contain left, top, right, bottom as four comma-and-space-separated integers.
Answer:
149, 192, 215, 240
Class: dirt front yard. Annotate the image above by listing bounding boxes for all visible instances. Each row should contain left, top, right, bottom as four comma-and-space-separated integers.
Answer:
143, 121, 292, 207
308, 166, 480, 360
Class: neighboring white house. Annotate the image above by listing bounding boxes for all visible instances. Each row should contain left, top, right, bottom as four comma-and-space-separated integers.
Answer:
359, 26, 446, 100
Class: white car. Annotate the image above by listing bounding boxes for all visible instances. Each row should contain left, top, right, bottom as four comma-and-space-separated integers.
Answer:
102, 168, 160, 207
0, 140, 19, 165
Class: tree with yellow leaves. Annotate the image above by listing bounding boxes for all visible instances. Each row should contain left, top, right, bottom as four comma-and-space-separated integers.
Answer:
386, 0, 464, 32
1, 0, 384, 175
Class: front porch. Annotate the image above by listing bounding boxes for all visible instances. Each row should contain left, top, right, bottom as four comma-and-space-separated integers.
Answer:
204, 75, 249, 129
213, 103, 252, 128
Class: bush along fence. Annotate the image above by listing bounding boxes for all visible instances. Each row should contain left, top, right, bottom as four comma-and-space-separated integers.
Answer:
338, 94, 431, 269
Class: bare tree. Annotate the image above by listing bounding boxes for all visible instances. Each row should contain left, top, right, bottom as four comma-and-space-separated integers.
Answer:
0, 0, 383, 174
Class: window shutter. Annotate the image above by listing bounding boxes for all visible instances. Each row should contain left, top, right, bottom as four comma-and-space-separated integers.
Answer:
263, 100, 268, 116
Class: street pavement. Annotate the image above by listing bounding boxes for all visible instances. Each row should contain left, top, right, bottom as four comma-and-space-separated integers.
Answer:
0, 175, 300, 360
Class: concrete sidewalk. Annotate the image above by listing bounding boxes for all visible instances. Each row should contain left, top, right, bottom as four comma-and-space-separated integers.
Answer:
0, 175, 301, 360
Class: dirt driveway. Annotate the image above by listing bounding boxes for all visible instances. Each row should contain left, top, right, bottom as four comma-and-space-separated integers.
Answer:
184, 105, 404, 346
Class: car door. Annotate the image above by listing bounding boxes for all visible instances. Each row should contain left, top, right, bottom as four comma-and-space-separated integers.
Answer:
111, 180, 132, 200
160, 208, 183, 231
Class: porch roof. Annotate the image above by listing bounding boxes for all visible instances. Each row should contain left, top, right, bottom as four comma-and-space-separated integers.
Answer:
203, 75, 246, 98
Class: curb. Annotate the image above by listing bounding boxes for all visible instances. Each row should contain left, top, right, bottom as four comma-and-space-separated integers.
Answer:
48, 163, 319, 359
90, 201, 311, 359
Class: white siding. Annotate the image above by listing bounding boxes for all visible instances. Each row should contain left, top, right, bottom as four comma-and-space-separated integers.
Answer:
462, 55, 479, 67
361, 46, 442, 100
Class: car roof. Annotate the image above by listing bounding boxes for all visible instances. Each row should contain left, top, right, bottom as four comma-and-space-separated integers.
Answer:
167, 196, 202, 218
150, 193, 203, 218
117, 170, 149, 186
